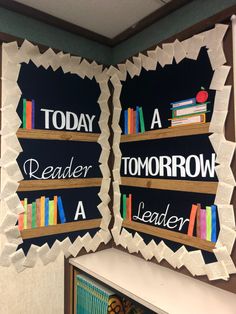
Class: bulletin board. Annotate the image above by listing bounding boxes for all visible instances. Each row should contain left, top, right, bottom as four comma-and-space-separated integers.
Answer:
0, 41, 111, 270
110, 23, 236, 285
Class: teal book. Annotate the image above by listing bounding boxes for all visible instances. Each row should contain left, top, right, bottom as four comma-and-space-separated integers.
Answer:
139, 107, 145, 133
45, 198, 49, 226
31, 201, 37, 228
122, 194, 127, 219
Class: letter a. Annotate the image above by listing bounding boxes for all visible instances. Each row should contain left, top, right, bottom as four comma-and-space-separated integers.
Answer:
150, 108, 162, 129
74, 201, 86, 220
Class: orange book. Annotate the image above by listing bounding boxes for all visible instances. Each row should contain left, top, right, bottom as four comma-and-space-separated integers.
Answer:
36, 198, 41, 227
54, 196, 58, 225
187, 204, 198, 236
26, 100, 32, 129
18, 213, 24, 231
128, 108, 131, 134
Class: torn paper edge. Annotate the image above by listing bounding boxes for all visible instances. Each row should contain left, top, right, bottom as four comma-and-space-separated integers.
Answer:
110, 23, 236, 281
0, 40, 112, 271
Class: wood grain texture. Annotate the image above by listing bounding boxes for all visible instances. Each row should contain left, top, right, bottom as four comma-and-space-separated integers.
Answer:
21, 218, 101, 239
18, 178, 102, 191
17, 128, 99, 142
121, 177, 218, 194
121, 123, 210, 143
123, 220, 215, 252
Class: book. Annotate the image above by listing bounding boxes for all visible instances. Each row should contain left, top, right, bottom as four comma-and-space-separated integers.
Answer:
187, 204, 198, 236
18, 212, 24, 231
200, 209, 206, 240
54, 196, 58, 225
211, 205, 217, 242
206, 206, 212, 241
136, 106, 139, 133
40, 196, 45, 227
128, 194, 132, 221
36, 198, 41, 227
196, 203, 201, 238
31, 99, 35, 129
58, 196, 66, 223
169, 113, 206, 127
130, 108, 134, 134
45, 197, 49, 226
133, 110, 136, 134
26, 100, 32, 129
128, 108, 131, 134
122, 194, 127, 219
23, 99, 27, 128
31, 201, 37, 228
49, 200, 54, 225
27, 204, 32, 229
171, 98, 196, 109
124, 110, 128, 134
139, 107, 145, 133
172, 103, 208, 118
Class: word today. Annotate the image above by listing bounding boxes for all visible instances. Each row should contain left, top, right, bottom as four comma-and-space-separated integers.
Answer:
122, 153, 216, 178
40, 109, 96, 132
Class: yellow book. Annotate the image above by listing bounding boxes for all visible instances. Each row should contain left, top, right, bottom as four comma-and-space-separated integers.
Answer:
40, 196, 45, 226
49, 200, 54, 225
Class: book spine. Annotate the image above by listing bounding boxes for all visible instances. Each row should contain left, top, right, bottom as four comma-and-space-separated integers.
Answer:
54, 196, 58, 225
136, 106, 139, 133
58, 196, 66, 223
187, 204, 198, 236
206, 206, 212, 241
49, 200, 54, 225
124, 110, 128, 134
200, 209, 206, 240
211, 205, 217, 242
26, 100, 32, 129
32, 99, 35, 129
130, 108, 134, 134
128, 194, 132, 221
133, 110, 136, 134
31, 201, 37, 228
128, 108, 131, 134
139, 107, 145, 133
196, 203, 201, 238
40, 196, 45, 227
36, 198, 41, 227
23, 99, 27, 129
23, 198, 28, 229
45, 197, 49, 226
122, 194, 127, 219
27, 204, 32, 229
18, 212, 24, 231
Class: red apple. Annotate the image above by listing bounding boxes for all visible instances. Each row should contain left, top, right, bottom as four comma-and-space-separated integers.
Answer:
196, 87, 208, 103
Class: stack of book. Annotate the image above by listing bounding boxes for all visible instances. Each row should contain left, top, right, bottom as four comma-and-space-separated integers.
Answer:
22, 98, 35, 129
122, 194, 132, 221
123, 106, 145, 134
169, 97, 209, 127
187, 203, 217, 242
18, 195, 66, 231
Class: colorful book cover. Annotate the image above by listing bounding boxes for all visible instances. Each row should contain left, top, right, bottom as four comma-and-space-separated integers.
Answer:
36, 198, 41, 227
27, 204, 32, 229
31, 202, 37, 228
206, 206, 212, 241
128, 194, 132, 221
124, 110, 128, 134
40, 196, 45, 227
23, 99, 27, 129
58, 196, 66, 223
139, 107, 145, 133
54, 196, 58, 225
49, 200, 54, 225
18, 213, 24, 231
136, 106, 139, 133
122, 194, 127, 219
128, 108, 131, 134
196, 203, 201, 238
200, 209, 206, 240
171, 98, 196, 108
23, 198, 27, 229
187, 204, 198, 236
26, 100, 32, 129
211, 205, 217, 242
31, 99, 35, 129
45, 197, 49, 226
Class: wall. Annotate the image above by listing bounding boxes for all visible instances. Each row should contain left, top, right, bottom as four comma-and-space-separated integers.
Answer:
112, 0, 236, 64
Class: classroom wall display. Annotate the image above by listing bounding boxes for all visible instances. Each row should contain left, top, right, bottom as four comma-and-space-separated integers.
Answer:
0, 40, 111, 271
110, 23, 236, 281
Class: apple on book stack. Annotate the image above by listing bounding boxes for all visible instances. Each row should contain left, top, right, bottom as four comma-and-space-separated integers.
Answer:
169, 87, 209, 127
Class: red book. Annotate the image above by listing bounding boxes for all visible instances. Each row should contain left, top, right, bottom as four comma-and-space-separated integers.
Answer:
187, 204, 198, 236
18, 213, 24, 231
26, 100, 32, 129
36, 198, 41, 227
196, 203, 201, 238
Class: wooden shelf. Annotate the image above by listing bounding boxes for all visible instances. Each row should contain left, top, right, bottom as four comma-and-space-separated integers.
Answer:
121, 177, 217, 194
122, 220, 215, 252
120, 123, 210, 143
18, 178, 102, 192
17, 128, 99, 142
20, 218, 102, 239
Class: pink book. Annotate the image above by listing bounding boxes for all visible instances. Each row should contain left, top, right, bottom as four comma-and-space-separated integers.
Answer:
200, 209, 206, 240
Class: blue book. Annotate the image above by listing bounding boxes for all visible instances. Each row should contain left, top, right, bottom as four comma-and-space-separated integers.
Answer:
45, 197, 49, 226
58, 196, 66, 223
136, 106, 139, 133
211, 205, 217, 242
171, 98, 196, 109
124, 109, 128, 134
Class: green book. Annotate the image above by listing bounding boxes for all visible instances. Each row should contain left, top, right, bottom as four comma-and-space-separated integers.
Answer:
23, 198, 28, 229
23, 99, 27, 129
49, 200, 54, 225
206, 206, 212, 241
31, 201, 36, 228
139, 107, 145, 133
122, 194, 127, 220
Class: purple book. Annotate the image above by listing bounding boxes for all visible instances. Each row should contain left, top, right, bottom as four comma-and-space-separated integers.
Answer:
200, 209, 206, 240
